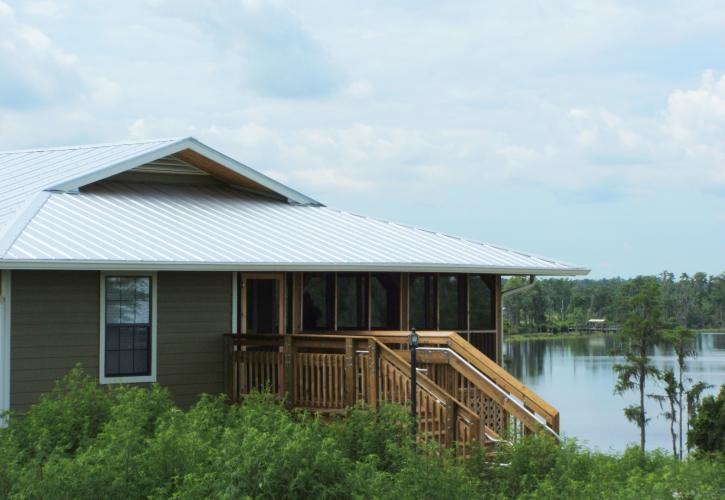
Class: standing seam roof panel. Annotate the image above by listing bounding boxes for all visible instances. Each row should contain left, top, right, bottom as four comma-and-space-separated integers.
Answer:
2, 182, 588, 274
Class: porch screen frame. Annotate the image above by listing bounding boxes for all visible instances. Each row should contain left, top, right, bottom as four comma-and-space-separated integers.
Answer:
239, 272, 285, 335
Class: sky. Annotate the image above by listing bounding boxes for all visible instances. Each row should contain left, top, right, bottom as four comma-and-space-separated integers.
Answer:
0, 0, 724, 279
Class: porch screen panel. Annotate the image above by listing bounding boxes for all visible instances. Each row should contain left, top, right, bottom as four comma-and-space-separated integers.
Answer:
371, 273, 400, 329
439, 274, 466, 330
409, 274, 437, 330
337, 273, 368, 330
469, 275, 495, 330
302, 273, 334, 331
105, 276, 151, 377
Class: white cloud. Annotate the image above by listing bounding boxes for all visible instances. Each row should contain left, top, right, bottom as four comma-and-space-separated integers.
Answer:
154, 0, 343, 99
0, 1, 87, 109
127, 119, 147, 139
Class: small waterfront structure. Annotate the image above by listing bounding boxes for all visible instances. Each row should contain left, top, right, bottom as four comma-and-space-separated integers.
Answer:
0, 137, 589, 447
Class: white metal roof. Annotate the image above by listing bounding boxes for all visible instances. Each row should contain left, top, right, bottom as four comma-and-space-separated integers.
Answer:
0, 137, 319, 233
0, 137, 589, 275
0, 181, 588, 275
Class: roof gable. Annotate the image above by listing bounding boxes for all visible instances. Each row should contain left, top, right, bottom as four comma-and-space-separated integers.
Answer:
0, 137, 320, 253
42, 137, 320, 206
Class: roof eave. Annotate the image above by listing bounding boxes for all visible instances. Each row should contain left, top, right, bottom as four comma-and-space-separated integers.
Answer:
0, 259, 590, 276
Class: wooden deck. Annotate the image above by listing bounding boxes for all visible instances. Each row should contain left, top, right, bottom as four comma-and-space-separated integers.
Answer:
224, 331, 559, 451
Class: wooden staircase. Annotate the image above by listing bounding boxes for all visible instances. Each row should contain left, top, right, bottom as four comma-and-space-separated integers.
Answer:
224, 332, 559, 452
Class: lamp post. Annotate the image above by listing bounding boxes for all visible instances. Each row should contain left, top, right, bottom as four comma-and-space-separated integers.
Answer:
409, 327, 419, 433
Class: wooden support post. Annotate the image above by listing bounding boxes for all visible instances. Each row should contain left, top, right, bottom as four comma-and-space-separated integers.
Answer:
445, 398, 457, 447
495, 275, 503, 365
471, 415, 482, 446
344, 338, 355, 407
283, 335, 295, 407
367, 339, 379, 409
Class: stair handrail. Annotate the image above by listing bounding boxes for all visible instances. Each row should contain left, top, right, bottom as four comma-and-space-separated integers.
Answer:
364, 331, 560, 431
371, 340, 482, 429
417, 346, 560, 440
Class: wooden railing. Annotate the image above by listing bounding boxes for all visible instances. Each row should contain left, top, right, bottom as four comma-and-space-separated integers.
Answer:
223, 333, 483, 451
369, 331, 560, 438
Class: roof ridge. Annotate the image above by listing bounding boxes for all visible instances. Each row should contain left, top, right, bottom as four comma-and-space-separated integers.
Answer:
0, 137, 187, 155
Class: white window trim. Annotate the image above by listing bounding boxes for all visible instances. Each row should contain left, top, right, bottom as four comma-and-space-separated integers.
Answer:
1, 270, 11, 426
99, 271, 157, 384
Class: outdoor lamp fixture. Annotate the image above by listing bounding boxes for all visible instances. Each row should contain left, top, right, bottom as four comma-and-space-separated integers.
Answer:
409, 327, 419, 431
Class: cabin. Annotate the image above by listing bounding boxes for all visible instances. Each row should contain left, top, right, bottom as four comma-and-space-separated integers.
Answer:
0, 137, 589, 448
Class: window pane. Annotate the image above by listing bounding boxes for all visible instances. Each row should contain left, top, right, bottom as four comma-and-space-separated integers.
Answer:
470, 275, 494, 330
135, 299, 150, 324
119, 351, 133, 375
119, 327, 133, 350
302, 273, 334, 331
106, 351, 119, 376
106, 301, 121, 325
337, 274, 368, 330
410, 274, 436, 330
119, 277, 135, 300
106, 277, 121, 300
133, 327, 149, 349
439, 274, 465, 330
106, 327, 120, 350
120, 301, 135, 324
135, 277, 150, 301
370, 273, 400, 329
133, 350, 149, 374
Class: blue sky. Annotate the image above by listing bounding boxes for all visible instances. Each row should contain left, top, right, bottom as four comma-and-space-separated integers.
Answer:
0, 0, 723, 278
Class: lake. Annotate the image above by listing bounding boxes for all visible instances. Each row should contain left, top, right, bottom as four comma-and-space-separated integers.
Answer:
503, 332, 725, 453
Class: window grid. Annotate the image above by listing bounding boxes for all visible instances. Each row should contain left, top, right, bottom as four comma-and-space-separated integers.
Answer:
105, 276, 152, 377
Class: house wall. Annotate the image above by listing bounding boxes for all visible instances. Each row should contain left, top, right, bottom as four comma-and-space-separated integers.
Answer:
11, 271, 100, 412
9, 270, 233, 412
156, 271, 232, 407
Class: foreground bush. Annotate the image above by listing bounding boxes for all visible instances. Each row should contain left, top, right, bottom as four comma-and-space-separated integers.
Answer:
1, 366, 724, 499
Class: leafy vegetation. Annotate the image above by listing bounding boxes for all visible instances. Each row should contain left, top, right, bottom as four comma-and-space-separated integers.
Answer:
612, 276, 664, 451
689, 384, 725, 456
2, 366, 725, 499
503, 271, 725, 334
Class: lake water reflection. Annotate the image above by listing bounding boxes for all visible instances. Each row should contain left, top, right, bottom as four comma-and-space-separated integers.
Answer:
503, 332, 725, 452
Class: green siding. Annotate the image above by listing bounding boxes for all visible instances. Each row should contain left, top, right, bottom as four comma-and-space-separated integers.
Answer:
10, 270, 232, 411
156, 271, 231, 407
11, 271, 100, 412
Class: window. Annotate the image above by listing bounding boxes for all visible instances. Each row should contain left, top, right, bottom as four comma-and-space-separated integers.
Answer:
469, 275, 495, 330
439, 274, 466, 330
302, 273, 334, 331
370, 273, 400, 329
337, 273, 368, 330
409, 274, 437, 329
102, 275, 155, 381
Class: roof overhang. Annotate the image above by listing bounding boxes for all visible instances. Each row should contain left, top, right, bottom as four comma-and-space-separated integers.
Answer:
0, 260, 590, 275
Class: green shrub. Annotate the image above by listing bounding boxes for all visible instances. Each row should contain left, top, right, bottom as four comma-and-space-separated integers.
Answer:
689, 385, 725, 455
9, 364, 111, 462
1, 366, 725, 499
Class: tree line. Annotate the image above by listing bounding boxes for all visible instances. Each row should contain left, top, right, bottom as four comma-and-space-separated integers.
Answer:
503, 271, 725, 334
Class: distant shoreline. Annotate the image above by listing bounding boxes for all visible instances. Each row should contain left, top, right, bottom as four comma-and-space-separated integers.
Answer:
504, 328, 723, 342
